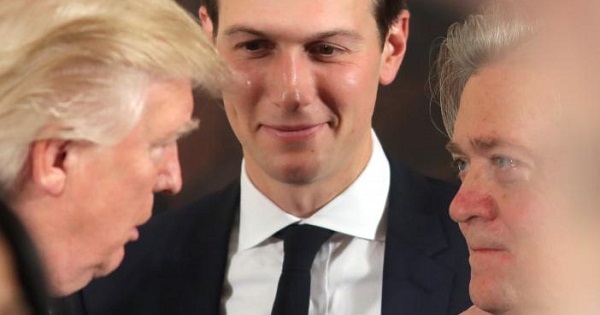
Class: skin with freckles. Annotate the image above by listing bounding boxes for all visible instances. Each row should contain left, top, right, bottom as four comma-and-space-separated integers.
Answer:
200, 0, 408, 217
12, 79, 197, 296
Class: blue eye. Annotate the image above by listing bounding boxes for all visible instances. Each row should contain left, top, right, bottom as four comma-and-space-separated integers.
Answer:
491, 155, 517, 170
452, 158, 469, 173
491, 155, 527, 183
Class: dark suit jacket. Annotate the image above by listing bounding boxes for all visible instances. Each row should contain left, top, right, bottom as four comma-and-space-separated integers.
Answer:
68, 160, 471, 315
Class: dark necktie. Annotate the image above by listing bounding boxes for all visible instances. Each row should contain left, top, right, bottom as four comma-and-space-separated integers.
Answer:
271, 224, 334, 315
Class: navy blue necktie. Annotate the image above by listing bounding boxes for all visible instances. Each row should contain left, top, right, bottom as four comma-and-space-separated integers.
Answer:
271, 224, 334, 315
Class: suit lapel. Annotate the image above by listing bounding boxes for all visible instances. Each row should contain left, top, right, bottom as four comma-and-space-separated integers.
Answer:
382, 162, 455, 315
159, 182, 240, 314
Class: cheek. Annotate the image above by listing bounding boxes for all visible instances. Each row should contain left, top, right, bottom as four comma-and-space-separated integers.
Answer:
317, 69, 377, 118
328, 62, 379, 93
222, 70, 263, 121
115, 166, 155, 226
500, 193, 538, 235
330, 65, 379, 111
502, 194, 558, 279
223, 55, 266, 99
337, 70, 361, 89
121, 153, 160, 195
222, 96, 252, 143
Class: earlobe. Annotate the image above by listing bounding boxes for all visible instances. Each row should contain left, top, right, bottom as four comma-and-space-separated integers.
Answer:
30, 140, 69, 196
199, 6, 216, 42
379, 10, 410, 85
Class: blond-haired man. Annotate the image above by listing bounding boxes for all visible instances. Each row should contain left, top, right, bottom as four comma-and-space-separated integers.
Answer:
0, 0, 227, 297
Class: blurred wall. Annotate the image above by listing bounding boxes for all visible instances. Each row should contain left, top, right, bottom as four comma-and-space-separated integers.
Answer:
155, 0, 478, 211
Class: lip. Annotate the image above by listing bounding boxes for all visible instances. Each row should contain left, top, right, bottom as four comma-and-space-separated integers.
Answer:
129, 227, 140, 242
468, 245, 510, 265
261, 123, 326, 141
466, 238, 508, 254
469, 245, 506, 251
470, 247, 506, 254
468, 242, 508, 253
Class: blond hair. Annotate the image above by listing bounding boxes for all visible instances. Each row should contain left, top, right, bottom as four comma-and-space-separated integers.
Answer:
0, 0, 228, 195
434, 2, 534, 137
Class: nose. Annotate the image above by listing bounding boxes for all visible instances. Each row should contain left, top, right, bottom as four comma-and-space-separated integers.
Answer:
449, 171, 498, 223
267, 50, 316, 110
154, 144, 183, 194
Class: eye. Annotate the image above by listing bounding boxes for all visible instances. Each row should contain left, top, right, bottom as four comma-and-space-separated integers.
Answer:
491, 155, 517, 170
310, 44, 336, 55
243, 40, 267, 51
307, 43, 345, 59
149, 145, 166, 161
149, 141, 175, 162
451, 157, 469, 178
491, 154, 526, 183
235, 39, 274, 56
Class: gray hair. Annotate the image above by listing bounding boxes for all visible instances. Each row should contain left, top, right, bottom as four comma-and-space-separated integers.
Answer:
0, 0, 228, 195
434, 2, 535, 137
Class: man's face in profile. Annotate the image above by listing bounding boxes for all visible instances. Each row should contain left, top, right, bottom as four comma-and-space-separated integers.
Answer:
446, 55, 600, 314
26, 79, 197, 295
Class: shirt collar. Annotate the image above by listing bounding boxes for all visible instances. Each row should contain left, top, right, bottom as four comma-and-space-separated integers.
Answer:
238, 130, 391, 251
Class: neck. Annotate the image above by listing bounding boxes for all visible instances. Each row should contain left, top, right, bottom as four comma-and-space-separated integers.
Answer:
256, 173, 359, 218
245, 132, 373, 218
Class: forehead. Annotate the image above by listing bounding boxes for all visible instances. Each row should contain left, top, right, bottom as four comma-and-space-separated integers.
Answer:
454, 61, 562, 150
138, 79, 194, 137
216, 0, 376, 34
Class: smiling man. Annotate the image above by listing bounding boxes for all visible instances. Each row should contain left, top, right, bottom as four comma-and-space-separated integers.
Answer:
76, 0, 471, 314
0, 0, 226, 298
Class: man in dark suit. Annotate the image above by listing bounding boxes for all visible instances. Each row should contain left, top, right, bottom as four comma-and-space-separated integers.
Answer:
0, 0, 226, 301
73, 0, 471, 314
437, 2, 600, 314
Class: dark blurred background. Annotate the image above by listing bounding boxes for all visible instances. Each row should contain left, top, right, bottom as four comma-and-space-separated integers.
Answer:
155, 0, 482, 211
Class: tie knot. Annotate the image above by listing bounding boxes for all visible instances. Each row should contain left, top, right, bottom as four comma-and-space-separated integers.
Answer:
277, 224, 333, 273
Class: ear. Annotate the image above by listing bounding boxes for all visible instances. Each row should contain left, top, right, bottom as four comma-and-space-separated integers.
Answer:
199, 6, 216, 42
30, 139, 70, 196
379, 10, 410, 85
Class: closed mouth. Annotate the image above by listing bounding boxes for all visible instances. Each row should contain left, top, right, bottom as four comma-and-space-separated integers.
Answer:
261, 123, 325, 139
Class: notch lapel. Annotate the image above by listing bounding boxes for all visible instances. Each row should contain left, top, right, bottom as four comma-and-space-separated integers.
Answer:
382, 162, 457, 315
159, 181, 240, 314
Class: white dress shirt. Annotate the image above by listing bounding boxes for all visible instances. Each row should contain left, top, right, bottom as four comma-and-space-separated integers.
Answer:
221, 131, 391, 315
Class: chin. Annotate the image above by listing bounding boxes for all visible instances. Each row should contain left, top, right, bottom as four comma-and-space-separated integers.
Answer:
47, 271, 94, 297
99, 247, 126, 276
278, 168, 322, 185
271, 158, 330, 185
469, 278, 517, 314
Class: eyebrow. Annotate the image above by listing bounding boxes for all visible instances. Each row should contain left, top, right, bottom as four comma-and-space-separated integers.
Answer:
445, 141, 464, 155
223, 25, 266, 38
222, 25, 363, 42
446, 137, 532, 156
157, 117, 199, 144
446, 137, 503, 155
308, 29, 363, 42
471, 137, 501, 153
175, 117, 200, 139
